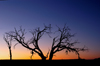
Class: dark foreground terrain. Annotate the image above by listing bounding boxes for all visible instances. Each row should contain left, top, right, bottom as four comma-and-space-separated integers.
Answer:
0, 58, 100, 65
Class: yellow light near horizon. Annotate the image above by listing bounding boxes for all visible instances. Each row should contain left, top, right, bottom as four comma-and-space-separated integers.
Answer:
0, 49, 99, 60
0, 42, 100, 60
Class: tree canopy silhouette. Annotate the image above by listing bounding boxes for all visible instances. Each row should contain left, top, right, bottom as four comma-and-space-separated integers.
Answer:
5, 24, 88, 60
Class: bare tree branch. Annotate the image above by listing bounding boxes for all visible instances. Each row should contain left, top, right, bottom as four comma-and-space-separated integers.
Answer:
5, 24, 52, 60
13, 43, 19, 49
49, 24, 88, 60
4, 24, 88, 60
46, 49, 50, 58
30, 50, 35, 59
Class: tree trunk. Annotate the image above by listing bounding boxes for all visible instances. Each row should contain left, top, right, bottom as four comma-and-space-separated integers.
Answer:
38, 53, 46, 60
9, 47, 12, 60
49, 49, 54, 60
49, 53, 53, 60
41, 56, 46, 60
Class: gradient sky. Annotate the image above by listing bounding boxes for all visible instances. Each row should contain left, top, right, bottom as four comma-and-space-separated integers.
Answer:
0, 0, 100, 60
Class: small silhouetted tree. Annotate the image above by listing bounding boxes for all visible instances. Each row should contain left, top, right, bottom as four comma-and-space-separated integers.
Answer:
4, 34, 12, 60
5, 24, 88, 60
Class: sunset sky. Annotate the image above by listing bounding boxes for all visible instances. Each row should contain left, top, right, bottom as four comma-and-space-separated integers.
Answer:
0, 0, 100, 60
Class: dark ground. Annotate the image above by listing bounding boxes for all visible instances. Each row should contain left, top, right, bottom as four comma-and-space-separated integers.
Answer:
0, 58, 100, 65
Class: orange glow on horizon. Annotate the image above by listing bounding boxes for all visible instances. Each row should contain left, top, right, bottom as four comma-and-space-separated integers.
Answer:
0, 42, 100, 60
0, 48, 99, 60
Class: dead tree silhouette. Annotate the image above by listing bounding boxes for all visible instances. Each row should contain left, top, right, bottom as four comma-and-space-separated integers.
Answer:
4, 34, 12, 60
5, 25, 51, 60
5, 24, 88, 60
48, 24, 88, 60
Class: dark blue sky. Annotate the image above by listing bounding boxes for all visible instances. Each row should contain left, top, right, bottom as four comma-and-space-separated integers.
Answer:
0, 0, 100, 59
